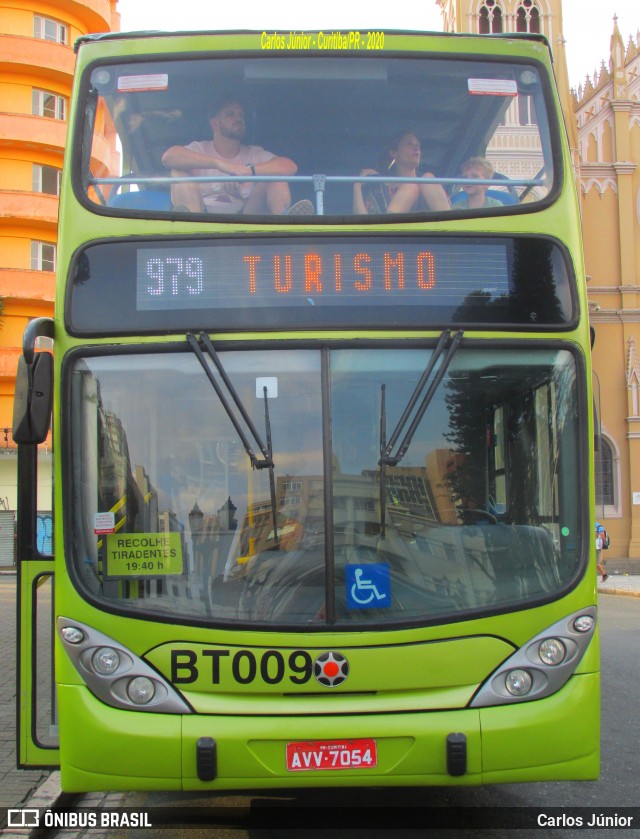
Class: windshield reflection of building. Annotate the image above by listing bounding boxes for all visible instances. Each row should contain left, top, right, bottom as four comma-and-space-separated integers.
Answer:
99, 386, 491, 589
99, 397, 502, 610
189, 497, 238, 578
97, 405, 185, 597
229, 456, 501, 609
95, 379, 567, 616
230, 449, 470, 565
100, 406, 251, 586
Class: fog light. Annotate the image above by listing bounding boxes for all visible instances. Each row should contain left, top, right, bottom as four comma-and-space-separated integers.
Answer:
127, 676, 155, 705
538, 638, 566, 666
61, 626, 85, 644
505, 669, 533, 696
574, 614, 595, 633
92, 647, 121, 675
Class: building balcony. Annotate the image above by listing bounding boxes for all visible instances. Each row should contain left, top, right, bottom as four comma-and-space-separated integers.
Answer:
0, 113, 112, 173
58, 0, 117, 34
0, 191, 58, 231
0, 347, 24, 380
0, 35, 75, 86
0, 112, 67, 154
0, 269, 55, 305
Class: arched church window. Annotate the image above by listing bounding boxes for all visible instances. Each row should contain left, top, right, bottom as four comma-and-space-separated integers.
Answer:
479, 0, 503, 34
595, 436, 615, 508
516, 1, 540, 34
515, 2, 540, 126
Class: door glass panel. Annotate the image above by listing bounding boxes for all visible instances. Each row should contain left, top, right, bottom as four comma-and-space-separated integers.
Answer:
33, 573, 57, 747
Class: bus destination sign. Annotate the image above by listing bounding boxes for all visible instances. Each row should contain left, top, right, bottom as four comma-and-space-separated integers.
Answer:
135, 239, 510, 312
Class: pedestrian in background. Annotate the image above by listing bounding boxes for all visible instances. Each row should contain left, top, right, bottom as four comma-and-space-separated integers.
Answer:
595, 521, 608, 582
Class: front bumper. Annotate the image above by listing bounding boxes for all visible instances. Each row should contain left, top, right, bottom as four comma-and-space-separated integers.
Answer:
58, 671, 599, 791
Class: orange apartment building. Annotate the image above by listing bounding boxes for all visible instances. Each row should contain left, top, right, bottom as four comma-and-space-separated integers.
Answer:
0, 0, 119, 563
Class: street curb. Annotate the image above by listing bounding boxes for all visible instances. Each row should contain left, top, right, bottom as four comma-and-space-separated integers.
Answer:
26, 772, 65, 839
29, 793, 81, 839
598, 586, 640, 597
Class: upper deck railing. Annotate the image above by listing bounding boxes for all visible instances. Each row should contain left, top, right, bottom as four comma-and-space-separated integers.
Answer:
89, 175, 546, 214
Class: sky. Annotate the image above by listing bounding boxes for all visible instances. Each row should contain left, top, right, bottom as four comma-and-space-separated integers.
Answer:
117, 1, 639, 88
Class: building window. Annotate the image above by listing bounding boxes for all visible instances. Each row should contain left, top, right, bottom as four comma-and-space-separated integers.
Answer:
516, 1, 540, 33
31, 241, 56, 272
32, 89, 66, 120
33, 15, 67, 44
479, 0, 503, 34
32, 164, 62, 196
595, 437, 615, 507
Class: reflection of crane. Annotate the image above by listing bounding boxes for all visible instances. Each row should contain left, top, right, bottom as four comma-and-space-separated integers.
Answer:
0, 497, 8, 510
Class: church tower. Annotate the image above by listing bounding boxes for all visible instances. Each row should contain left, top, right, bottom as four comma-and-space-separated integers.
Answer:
436, 0, 578, 152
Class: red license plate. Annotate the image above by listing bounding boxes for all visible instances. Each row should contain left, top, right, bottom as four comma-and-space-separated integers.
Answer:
286, 739, 377, 771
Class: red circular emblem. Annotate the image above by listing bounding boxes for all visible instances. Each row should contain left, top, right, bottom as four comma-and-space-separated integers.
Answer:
313, 651, 349, 687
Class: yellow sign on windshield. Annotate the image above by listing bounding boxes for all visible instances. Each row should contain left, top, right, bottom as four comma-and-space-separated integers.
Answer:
105, 533, 183, 577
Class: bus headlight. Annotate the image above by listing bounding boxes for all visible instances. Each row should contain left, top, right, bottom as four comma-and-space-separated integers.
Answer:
538, 637, 566, 666
92, 647, 121, 675
60, 626, 85, 644
58, 617, 192, 714
471, 606, 597, 707
127, 677, 156, 705
574, 614, 595, 633
505, 669, 533, 696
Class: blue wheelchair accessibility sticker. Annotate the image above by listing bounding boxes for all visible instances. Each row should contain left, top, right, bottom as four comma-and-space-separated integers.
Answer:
346, 564, 391, 609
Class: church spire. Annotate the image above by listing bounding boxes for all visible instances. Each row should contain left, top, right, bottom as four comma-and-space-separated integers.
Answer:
611, 14, 629, 99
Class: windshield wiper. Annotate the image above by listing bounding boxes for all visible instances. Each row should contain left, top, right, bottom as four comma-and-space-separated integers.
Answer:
379, 330, 463, 538
186, 332, 279, 543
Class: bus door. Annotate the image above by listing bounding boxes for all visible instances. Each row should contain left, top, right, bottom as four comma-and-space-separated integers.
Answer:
13, 318, 59, 767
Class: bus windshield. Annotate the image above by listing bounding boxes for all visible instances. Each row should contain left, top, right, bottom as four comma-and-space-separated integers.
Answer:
81, 54, 556, 219
69, 345, 582, 627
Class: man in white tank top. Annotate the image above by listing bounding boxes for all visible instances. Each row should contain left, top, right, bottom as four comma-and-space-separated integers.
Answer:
163, 97, 307, 214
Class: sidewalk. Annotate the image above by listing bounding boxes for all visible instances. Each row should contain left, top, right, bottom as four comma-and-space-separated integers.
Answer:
598, 572, 640, 597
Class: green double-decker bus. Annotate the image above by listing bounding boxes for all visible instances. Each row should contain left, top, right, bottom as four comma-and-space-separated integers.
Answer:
14, 29, 598, 790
